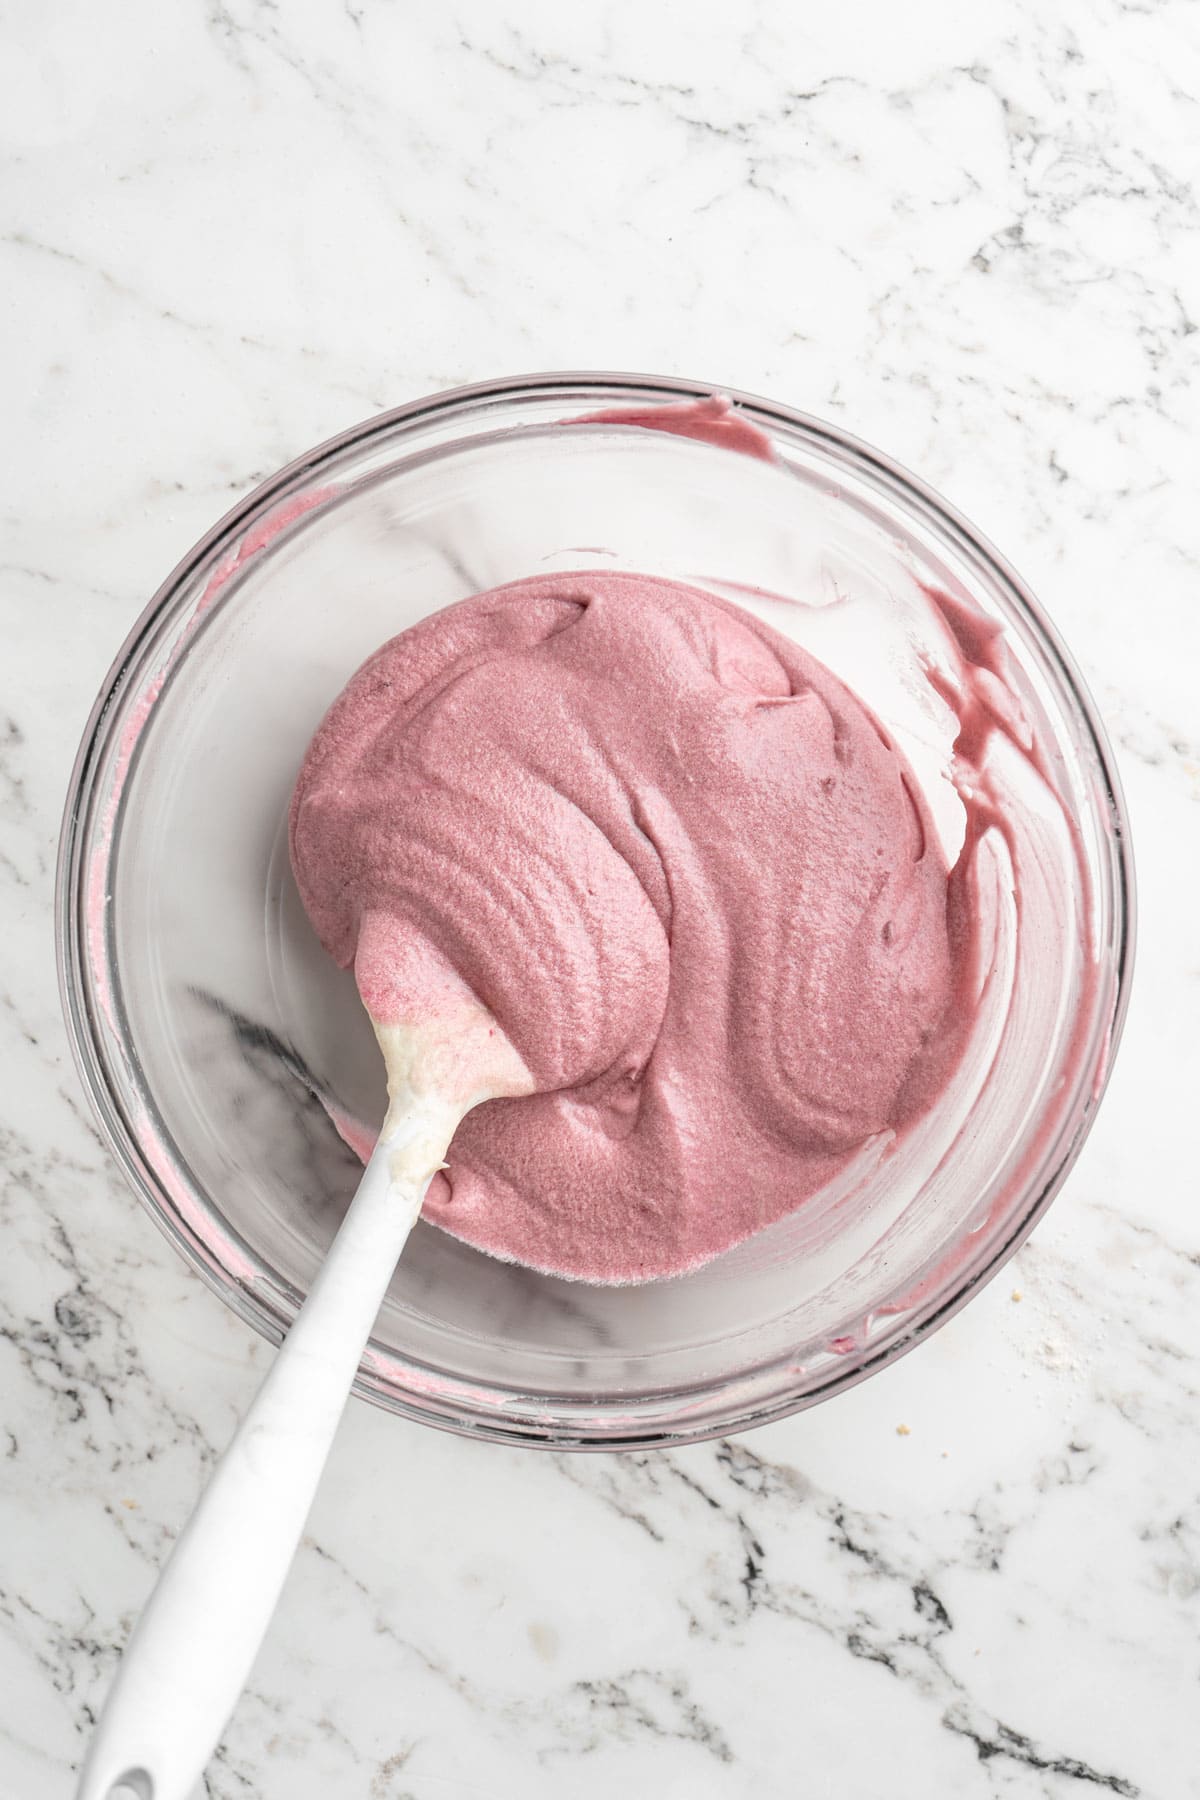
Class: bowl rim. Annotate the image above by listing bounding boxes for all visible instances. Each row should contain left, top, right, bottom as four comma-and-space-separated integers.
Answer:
55, 369, 1137, 1449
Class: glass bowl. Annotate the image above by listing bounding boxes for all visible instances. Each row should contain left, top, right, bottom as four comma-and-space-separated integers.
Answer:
56, 373, 1134, 1449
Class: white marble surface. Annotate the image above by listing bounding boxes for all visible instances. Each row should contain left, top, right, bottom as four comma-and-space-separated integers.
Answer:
2, 0, 1198, 1795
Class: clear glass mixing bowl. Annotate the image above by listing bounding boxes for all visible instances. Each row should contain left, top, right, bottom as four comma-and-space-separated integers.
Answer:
56, 374, 1134, 1448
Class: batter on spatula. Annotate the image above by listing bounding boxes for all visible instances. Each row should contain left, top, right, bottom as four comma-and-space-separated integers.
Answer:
290, 569, 967, 1283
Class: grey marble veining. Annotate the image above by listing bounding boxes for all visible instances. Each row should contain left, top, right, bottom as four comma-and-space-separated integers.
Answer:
2, 0, 1198, 1795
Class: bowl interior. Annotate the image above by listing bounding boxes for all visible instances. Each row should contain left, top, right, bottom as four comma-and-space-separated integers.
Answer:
68, 383, 1128, 1443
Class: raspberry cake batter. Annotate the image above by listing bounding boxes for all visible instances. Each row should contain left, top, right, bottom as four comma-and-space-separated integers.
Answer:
290, 567, 971, 1283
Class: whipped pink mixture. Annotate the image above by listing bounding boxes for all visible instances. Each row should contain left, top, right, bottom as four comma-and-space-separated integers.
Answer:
290, 567, 970, 1283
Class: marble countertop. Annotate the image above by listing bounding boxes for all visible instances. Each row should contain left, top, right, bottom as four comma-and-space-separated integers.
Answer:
2, 2, 1198, 1796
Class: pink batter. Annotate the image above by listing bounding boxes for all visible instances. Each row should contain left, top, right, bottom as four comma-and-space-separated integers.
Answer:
290, 568, 968, 1283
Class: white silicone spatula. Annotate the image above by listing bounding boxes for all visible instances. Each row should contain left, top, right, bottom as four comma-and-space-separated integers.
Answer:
76, 994, 533, 1800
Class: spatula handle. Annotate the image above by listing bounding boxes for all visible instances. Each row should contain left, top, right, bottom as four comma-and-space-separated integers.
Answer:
75, 1130, 430, 1800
